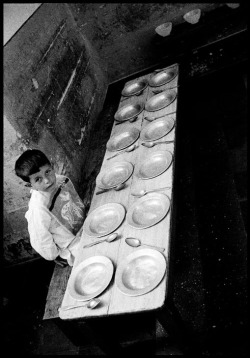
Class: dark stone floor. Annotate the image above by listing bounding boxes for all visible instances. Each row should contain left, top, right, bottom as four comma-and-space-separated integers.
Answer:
3, 64, 247, 356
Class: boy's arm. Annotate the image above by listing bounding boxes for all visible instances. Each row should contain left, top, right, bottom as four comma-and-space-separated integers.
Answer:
26, 206, 61, 261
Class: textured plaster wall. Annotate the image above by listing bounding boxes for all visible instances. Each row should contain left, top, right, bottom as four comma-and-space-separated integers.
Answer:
4, 3, 108, 266
66, 3, 224, 83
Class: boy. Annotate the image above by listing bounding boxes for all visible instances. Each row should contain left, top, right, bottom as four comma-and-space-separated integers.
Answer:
14, 149, 86, 266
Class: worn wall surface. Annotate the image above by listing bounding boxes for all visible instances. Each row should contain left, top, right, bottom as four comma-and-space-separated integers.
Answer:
66, 3, 224, 83
4, 3, 108, 266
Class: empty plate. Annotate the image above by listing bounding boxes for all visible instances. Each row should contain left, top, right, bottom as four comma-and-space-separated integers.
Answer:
126, 192, 170, 229
140, 117, 175, 142
96, 161, 134, 189
83, 203, 126, 237
115, 248, 166, 296
68, 256, 114, 300
137, 150, 172, 179
145, 89, 176, 112
114, 102, 144, 122
122, 79, 148, 97
148, 67, 178, 87
107, 127, 140, 152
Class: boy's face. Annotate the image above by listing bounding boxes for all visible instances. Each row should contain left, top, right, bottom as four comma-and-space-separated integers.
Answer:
29, 164, 56, 193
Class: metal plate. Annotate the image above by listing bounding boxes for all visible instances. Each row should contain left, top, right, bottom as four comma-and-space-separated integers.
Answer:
68, 256, 114, 301
83, 203, 126, 237
126, 192, 170, 229
115, 248, 166, 296
137, 150, 172, 179
107, 127, 140, 152
148, 67, 178, 87
145, 89, 176, 112
96, 161, 134, 189
114, 102, 144, 122
140, 117, 174, 142
122, 79, 148, 97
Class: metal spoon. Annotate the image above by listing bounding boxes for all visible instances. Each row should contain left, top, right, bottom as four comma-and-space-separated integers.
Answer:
107, 144, 137, 160
58, 298, 101, 312
83, 232, 118, 248
153, 65, 178, 73
115, 116, 138, 125
131, 187, 171, 197
96, 182, 126, 195
125, 237, 165, 253
141, 140, 173, 148
152, 86, 179, 95
144, 112, 176, 122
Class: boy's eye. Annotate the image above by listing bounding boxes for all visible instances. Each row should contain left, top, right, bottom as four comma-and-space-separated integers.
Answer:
35, 177, 42, 183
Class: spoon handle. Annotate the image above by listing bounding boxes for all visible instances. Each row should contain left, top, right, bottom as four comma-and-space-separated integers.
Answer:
142, 243, 165, 252
144, 110, 177, 122
107, 152, 122, 160
155, 140, 174, 144
83, 239, 105, 248
96, 188, 109, 195
153, 85, 179, 94
59, 304, 87, 311
148, 187, 171, 193
115, 121, 124, 126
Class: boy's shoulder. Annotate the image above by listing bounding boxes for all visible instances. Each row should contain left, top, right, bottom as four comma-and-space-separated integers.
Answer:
28, 189, 49, 209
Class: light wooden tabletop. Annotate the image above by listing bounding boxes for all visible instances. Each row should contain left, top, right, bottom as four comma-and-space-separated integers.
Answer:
59, 63, 179, 320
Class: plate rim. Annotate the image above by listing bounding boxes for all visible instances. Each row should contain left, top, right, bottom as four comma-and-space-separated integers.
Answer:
106, 127, 140, 152
83, 202, 126, 237
68, 255, 114, 301
140, 116, 175, 142
122, 79, 148, 97
96, 161, 134, 189
126, 192, 170, 229
148, 67, 178, 87
145, 89, 177, 112
115, 248, 166, 296
114, 102, 144, 122
137, 150, 173, 180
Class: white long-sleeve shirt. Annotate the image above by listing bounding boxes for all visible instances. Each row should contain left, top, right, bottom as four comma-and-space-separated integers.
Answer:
25, 175, 85, 266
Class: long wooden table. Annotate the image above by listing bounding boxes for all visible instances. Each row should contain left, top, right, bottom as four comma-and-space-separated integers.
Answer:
59, 63, 179, 321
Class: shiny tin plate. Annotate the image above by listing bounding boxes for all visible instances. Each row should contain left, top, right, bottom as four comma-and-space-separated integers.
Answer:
122, 79, 148, 97
107, 127, 140, 152
140, 117, 175, 142
68, 256, 114, 301
137, 150, 172, 179
145, 89, 176, 112
83, 203, 126, 237
148, 67, 178, 87
114, 102, 144, 122
96, 161, 134, 189
126, 192, 170, 229
115, 248, 166, 296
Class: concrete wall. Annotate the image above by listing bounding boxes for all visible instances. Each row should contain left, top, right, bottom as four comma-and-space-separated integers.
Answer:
4, 3, 108, 266
4, 3, 42, 45
66, 3, 224, 83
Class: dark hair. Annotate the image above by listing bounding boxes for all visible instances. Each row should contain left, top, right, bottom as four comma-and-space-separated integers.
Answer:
15, 149, 51, 183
